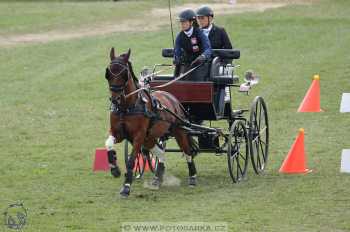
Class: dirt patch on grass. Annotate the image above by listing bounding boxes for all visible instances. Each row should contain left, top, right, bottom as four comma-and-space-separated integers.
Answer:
152, 2, 288, 17
0, 1, 312, 47
0, 19, 161, 47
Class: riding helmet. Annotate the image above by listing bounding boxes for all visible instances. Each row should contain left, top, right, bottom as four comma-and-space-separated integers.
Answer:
178, 9, 196, 22
196, 6, 214, 17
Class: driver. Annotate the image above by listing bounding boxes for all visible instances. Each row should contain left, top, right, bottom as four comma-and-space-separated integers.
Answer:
196, 6, 234, 114
173, 9, 212, 76
196, 6, 233, 49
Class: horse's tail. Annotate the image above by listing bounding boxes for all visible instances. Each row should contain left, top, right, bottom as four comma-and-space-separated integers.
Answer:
187, 134, 199, 157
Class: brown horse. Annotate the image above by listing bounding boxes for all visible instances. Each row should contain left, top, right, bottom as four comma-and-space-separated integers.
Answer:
104, 48, 198, 197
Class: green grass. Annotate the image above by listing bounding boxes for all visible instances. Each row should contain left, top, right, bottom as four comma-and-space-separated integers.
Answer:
1, 0, 350, 231
0, 1, 154, 35
0, 0, 212, 35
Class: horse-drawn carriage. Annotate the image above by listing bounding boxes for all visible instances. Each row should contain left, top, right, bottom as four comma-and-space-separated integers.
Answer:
122, 48, 269, 184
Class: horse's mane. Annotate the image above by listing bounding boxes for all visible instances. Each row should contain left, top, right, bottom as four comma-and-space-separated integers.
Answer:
112, 55, 140, 89
118, 53, 140, 89
127, 61, 140, 89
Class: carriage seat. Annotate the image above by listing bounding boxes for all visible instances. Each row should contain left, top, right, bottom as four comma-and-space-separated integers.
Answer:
162, 48, 174, 58
210, 57, 238, 85
160, 48, 240, 83
152, 74, 173, 81
212, 49, 240, 60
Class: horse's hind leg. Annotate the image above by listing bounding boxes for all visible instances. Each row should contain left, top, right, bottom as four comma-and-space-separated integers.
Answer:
105, 135, 121, 178
173, 128, 198, 187
143, 139, 166, 190
149, 144, 166, 190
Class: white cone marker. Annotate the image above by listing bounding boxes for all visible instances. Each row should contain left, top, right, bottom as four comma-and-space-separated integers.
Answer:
340, 93, 350, 113
340, 149, 350, 173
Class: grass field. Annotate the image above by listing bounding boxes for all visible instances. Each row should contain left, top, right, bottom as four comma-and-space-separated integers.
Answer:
1, 0, 350, 231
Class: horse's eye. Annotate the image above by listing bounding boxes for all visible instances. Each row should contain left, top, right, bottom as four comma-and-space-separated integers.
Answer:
105, 68, 110, 80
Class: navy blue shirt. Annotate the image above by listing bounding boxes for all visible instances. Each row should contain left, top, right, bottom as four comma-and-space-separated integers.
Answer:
174, 27, 212, 65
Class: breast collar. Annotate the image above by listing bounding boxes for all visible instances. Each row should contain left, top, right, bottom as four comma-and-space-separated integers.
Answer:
110, 90, 161, 120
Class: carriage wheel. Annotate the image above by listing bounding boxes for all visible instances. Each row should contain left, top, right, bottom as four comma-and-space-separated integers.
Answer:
227, 120, 249, 183
124, 141, 146, 179
249, 96, 269, 174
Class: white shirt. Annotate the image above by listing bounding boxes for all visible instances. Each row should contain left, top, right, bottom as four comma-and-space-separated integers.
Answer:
184, 26, 194, 37
202, 24, 213, 38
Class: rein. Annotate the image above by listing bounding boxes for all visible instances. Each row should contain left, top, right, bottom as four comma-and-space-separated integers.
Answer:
124, 64, 202, 98
141, 66, 174, 82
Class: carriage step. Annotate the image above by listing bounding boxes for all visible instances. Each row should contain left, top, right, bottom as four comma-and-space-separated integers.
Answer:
232, 109, 248, 115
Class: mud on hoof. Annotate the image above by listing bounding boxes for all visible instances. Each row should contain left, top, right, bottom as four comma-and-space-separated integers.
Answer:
119, 184, 130, 198
110, 166, 121, 178
149, 176, 161, 190
188, 176, 197, 187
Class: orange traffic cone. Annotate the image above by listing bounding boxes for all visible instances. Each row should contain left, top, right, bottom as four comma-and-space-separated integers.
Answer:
298, 75, 322, 112
279, 128, 311, 174
144, 159, 151, 172
133, 153, 144, 172
93, 148, 110, 172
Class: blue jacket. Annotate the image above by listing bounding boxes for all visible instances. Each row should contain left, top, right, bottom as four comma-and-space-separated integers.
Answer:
174, 27, 212, 64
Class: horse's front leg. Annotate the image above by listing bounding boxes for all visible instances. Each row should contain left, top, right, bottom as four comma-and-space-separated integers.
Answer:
105, 134, 121, 178
119, 137, 143, 198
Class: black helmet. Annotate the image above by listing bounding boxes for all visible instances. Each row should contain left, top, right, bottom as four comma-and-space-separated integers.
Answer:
196, 6, 214, 17
178, 9, 196, 22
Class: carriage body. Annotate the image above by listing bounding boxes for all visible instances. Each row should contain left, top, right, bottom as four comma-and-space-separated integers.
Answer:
151, 48, 240, 121
129, 48, 269, 183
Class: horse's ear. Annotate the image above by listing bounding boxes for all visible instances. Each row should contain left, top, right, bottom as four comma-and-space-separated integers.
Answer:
110, 47, 116, 61
123, 48, 131, 62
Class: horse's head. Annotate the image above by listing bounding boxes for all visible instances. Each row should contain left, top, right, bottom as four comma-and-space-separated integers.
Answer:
105, 47, 132, 105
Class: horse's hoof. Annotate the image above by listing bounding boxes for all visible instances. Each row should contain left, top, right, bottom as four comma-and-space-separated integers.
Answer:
119, 184, 130, 198
111, 166, 121, 178
149, 177, 161, 190
188, 176, 197, 187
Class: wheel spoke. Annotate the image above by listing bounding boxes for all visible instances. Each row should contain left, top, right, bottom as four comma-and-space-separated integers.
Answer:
258, 103, 262, 131
237, 135, 243, 144
239, 152, 246, 161
231, 148, 238, 159
259, 126, 267, 136
258, 143, 265, 169
252, 134, 259, 143
237, 156, 243, 175
255, 140, 262, 167
260, 110, 265, 131
253, 110, 257, 129
256, 153, 261, 169
259, 139, 266, 159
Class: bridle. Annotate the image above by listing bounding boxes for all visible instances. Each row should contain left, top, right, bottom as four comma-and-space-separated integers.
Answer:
106, 60, 134, 108
107, 60, 130, 94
